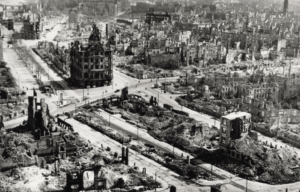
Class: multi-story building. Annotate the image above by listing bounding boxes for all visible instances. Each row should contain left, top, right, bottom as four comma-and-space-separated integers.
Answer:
219, 112, 252, 150
0, 9, 14, 30
70, 24, 113, 88
68, 9, 78, 29
22, 13, 42, 39
146, 11, 171, 25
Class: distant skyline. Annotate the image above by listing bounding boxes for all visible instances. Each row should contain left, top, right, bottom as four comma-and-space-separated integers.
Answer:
0, 0, 38, 6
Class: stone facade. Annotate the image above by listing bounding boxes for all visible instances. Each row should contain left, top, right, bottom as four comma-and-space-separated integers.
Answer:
70, 24, 113, 88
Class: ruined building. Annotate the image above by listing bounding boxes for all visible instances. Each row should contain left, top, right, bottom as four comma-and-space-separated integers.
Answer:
27, 90, 51, 135
21, 13, 42, 39
0, 9, 14, 30
219, 112, 252, 150
78, 0, 120, 17
26, 90, 80, 163
146, 10, 171, 25
70, 24, 113, 88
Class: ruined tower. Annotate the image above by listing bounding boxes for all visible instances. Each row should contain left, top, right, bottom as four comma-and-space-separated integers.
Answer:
28, 96, 36, 130
27, 91, 50, 133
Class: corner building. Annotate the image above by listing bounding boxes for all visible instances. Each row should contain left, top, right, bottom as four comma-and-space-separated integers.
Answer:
70, 24, 113, 88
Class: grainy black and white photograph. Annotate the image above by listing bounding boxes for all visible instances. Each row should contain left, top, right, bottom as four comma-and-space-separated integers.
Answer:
0, 0, 300, 191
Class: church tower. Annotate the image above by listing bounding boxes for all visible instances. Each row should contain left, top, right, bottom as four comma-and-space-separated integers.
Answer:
283, 0, 288, 16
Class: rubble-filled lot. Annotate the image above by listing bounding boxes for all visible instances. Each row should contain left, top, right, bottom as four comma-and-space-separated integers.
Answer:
0, 87, 27, 122
78, 97, 219, 154
0, 62, 17, 88
0, 102, 28, 120
116, 59, 201, 79
74, 111, 218, 181
192, 135, 300, 185
176, 94, 238, 119
0, 123, 160, 192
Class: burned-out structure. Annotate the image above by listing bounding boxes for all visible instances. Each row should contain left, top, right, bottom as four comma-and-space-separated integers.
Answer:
70, 24, 113, 88
21, 12, 42, 40
0, 90, 82, 174
219, 112, 252, 150
145, 8, 171, 24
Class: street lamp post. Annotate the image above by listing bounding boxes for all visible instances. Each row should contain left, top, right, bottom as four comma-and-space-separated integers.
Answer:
109, 114, 111, 126
137, 121, 139, 141
155, 172, 157, 192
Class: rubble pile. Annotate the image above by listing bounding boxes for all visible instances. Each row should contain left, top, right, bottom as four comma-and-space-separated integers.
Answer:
196, 135, 300, 184
0, 166, 55, 192
75, 109, 217, 180
113, 55, 133, 65
144, 115, 218, 152
0, 126, 161, 191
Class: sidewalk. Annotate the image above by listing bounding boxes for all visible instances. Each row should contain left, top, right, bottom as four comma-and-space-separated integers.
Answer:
28, 48, 81, 101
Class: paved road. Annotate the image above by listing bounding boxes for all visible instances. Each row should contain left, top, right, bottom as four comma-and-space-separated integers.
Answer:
3, 41, 39, 90
77, 107, 256, 192
66, 118, 202, 192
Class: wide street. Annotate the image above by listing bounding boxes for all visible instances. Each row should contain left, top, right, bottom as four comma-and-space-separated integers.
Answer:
65, 118, 201, 192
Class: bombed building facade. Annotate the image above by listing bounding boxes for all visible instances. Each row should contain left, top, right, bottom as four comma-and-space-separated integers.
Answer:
219, 112, 252, 149
21, 13, 43, 40
70, 24, 113, 88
